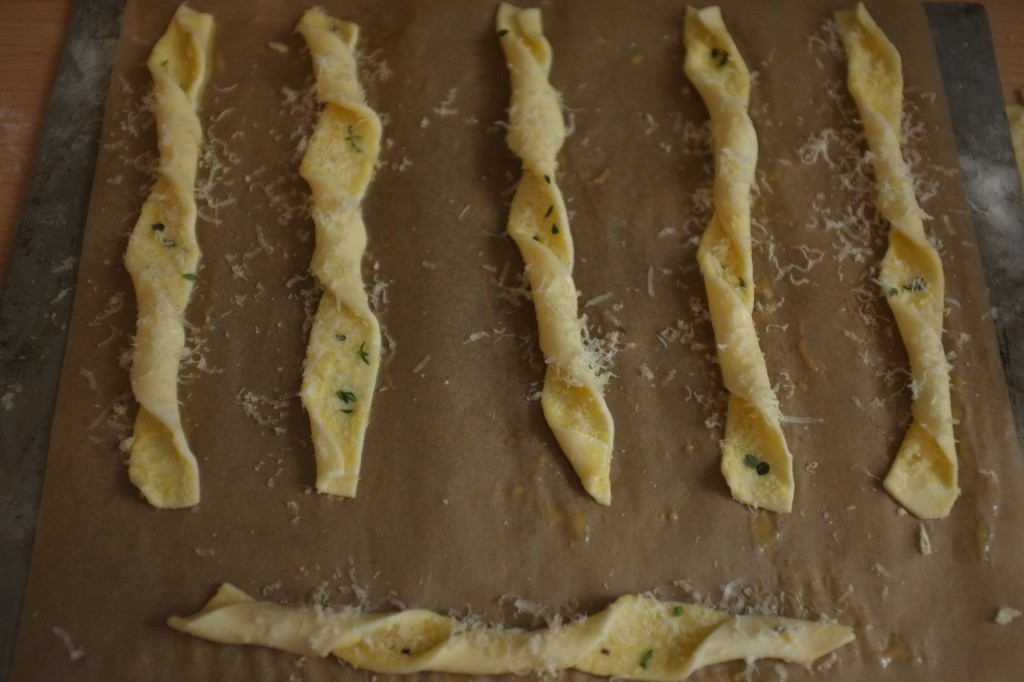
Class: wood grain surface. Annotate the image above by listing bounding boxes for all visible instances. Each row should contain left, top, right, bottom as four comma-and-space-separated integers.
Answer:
0, 0, 1022, 283
0, 0, 73, 283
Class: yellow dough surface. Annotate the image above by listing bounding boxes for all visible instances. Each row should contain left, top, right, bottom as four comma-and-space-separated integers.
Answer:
497, 3, 615, 506
837, 3, 958, 519
1007, 103, 1024, 194
683, 6, 794, 513
123, 3, 214, 508
169, 583, 854, 679
297, 8, 383, 497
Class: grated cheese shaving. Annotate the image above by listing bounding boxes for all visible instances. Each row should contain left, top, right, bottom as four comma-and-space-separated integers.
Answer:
995, 608, 1022, 625
918, 525, 933, 555
50, 627, 84, 662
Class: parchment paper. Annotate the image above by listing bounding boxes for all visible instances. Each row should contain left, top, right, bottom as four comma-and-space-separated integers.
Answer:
11, 1, 1024, 680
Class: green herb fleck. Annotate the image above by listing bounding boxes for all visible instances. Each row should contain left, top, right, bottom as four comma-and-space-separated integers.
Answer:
401, 648, 411, 655
617, 325, 627, 334
335, 333, 347, 341
532, 235, 540, 241
152, 222, 165, 232
182, 273, 197, 282
358, 341, 370, 365
738, 276, 746, 289
774, 625, 788, 634
743, 453, 771, 476
543, 174, 551, 184
346, 124, 362, 153
336, 390, 357, 405
672, 606, 684, 617
551, 224, 559, 235
340, 408, 354, 414
888, 287, 899, 297
711, 47, 730, 67
497, 28, 509, 37
544, 205, 554, 218
903, 275, 927, 292
162, 237, 177, 247
160, 59, 169, 69
640, 649, 654, 669
330, 22, 339, 32
600, 648, 611, 656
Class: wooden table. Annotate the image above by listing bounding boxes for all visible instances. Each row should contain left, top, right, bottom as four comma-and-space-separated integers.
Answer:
1, 0, 1023, 283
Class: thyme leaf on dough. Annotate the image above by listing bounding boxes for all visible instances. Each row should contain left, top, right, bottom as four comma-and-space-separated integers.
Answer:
346, 124, 362, 153
744, 453, 770, 476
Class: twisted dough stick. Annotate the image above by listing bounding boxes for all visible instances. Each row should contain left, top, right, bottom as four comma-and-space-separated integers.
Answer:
683, 7, 794, 513
124, 4, 214, 508
297, 8, 382, 497
169, 583, 854, 679
497, 3, 615, 505
837, 3, 958, 518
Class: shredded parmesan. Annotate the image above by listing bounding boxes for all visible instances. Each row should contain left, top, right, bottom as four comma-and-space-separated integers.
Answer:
412, 355, 431, 375
51, 627, 84, 662
918, 525, 933, 555
995, 608, 1022, 625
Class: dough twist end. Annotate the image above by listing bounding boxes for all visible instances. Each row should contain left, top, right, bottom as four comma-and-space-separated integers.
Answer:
128, 409, 200, 508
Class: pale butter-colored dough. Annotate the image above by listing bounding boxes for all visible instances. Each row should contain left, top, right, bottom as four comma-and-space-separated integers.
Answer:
297, 8, 382, 497
683, 6, 795, 513
124, 3, 214, 508
497, 3, 615, 506
837, 3, 958, 519
169, 583, 854, 679
1007, 102, 1024, 195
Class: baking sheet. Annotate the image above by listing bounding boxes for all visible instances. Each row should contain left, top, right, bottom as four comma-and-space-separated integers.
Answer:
926, 2, 1024, 441
9, 1, 1024, 680
0, 0, 122, 673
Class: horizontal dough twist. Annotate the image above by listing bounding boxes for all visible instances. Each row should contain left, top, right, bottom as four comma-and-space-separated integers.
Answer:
497, 3, 615, 505
297, 8, 383, 497
169, 583, 854, 679
837, 3, 958, 518
683, 6, 794, 513
124, 3, 214, 508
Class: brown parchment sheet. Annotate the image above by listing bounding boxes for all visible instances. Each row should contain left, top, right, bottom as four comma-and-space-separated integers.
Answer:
11, 1, 1024, 680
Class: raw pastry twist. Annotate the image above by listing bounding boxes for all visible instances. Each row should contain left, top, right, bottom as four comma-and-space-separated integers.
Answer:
837, 3, 958, 518
1007, 102, 1024, 193
497, 3, 615, 505
169, 583, 854, 679
124, 4, 214, 508
297, 8, 382, 497
683, 7, 794, 513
